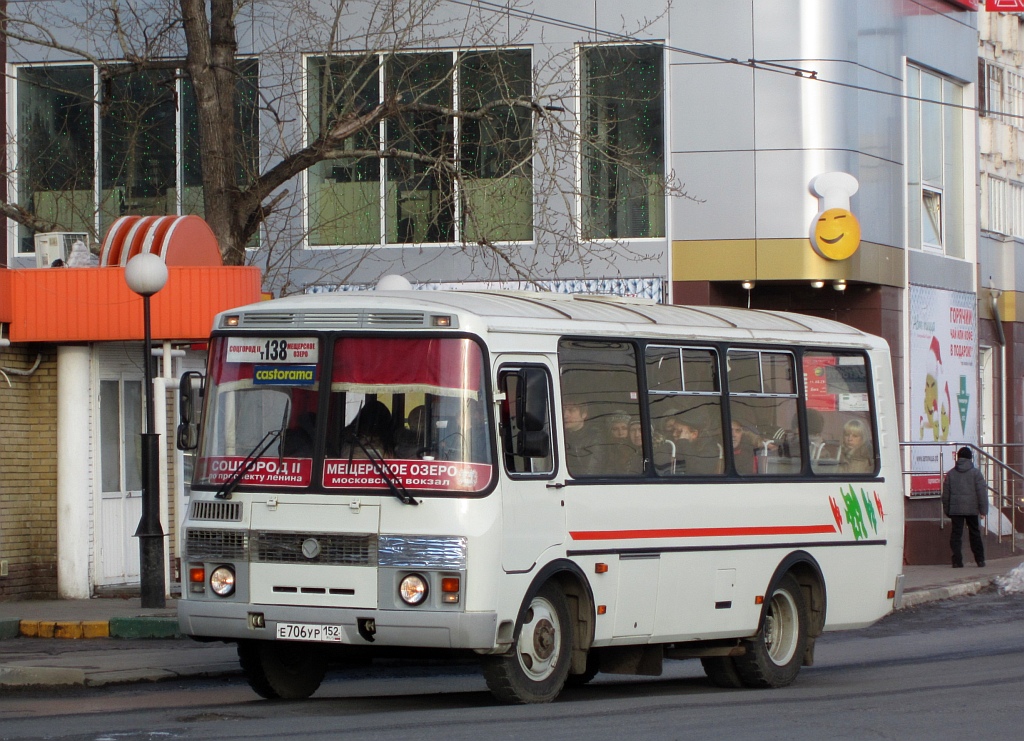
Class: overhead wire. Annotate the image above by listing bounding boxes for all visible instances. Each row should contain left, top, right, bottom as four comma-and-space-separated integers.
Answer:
445, 0, 1016, 121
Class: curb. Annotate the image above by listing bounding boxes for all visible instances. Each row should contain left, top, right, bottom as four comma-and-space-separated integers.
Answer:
0, 617, 179, 641
0, 617, 20, 640
899, 578, 992, 609
0, 665, 87, 687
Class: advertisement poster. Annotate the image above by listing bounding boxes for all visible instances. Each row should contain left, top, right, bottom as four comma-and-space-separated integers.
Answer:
909, 285, 977, 476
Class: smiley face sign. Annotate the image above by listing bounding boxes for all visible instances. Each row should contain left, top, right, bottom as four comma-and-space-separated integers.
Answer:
812, 208, 861, 260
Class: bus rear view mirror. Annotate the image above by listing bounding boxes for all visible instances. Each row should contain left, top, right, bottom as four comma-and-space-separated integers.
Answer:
516, 367, 550, 458
177, 370, 205, 451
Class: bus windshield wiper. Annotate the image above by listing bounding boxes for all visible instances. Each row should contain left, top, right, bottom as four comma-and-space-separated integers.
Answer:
215, 429, 282, 500
345, 433, 418, 506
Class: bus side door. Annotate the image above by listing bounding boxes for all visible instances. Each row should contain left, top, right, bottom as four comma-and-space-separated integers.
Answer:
496, 360, 564, 572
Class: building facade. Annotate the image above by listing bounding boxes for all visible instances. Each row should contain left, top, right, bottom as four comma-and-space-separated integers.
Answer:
1, 1, 1000, 577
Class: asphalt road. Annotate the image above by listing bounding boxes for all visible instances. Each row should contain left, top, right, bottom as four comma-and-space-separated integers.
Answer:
2, 589, 1023, 740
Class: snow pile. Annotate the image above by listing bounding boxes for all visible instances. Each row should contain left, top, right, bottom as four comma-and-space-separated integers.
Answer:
994, 563, 1024, 594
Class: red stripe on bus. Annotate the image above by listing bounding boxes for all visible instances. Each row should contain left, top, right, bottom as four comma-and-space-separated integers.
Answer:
569, 524, 838, 541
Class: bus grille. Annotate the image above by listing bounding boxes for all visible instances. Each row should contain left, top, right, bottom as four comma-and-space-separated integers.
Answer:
186, 529, 248, 560
251, 531, 378, 566
190, 500, 242, 522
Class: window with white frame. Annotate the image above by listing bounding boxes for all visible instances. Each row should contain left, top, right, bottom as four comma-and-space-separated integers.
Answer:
985, 175, 1024, 238
306, 49, 533, 247
580, 43, 665, 240
14, 61, 259, 254
906, 64, 965, 257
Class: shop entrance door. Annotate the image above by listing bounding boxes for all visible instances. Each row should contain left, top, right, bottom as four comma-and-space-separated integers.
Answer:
98, 378, 143, 585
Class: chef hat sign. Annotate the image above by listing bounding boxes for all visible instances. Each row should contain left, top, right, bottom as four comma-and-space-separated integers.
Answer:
809, 172, 861, 261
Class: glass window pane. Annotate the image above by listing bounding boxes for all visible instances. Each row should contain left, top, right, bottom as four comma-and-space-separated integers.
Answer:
906, 66, 921, 250
499, 370, 554, 476
920, 71, 943, 186
17, 65, 95, 253
100, 380, 122, 492
101, 68, 178, 237
729, 351, 801, 476
307, 55, 382, 246
761, 352, 796, 395
558, 340, 641, 477
123, 380, 143, 491
459, 50, 533, 242
922, 189, 942, 246
943, 79, 964, 258
727, 350, 761, 394
804, 353, 876, 476
645, 346, 683, 392
182, 59, 260, 232
581, 44, 664, 239
386, 53, 455, 244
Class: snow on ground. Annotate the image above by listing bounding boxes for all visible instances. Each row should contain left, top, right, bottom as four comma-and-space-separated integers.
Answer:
995, 563, 1024, 594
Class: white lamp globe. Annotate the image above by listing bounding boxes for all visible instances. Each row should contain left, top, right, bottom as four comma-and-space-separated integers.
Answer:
125, 253, 169, 297
376, 274, 413, 291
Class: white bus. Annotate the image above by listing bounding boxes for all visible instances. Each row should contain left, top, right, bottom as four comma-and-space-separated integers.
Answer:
177, 288, 905, 703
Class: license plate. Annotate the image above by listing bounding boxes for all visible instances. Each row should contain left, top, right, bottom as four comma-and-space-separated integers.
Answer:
276, 622, 345, 643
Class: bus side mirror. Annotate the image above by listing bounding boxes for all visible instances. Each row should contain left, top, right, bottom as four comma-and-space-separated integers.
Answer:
516, 367, 550, 458
176, 371, 205, 451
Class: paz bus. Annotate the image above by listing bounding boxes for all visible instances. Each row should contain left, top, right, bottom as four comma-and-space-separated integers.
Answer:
176, 287, 904, 703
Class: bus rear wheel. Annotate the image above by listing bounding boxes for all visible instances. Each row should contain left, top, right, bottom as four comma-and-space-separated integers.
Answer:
238, 640, 328, 699
483, 583, 572, 703
734, 573, 808, 688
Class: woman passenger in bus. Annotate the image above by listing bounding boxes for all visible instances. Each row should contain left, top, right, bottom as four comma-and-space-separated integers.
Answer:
604, 410, 642, 475
838, 418, 874, 474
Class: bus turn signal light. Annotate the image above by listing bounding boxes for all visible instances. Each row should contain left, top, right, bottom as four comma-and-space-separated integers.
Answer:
441, 577, 460, 604
755, 595, 764, 605
595, 563, 608, 573
189, 565, 205, 594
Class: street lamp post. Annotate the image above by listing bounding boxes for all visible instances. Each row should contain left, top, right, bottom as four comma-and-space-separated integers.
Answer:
125, 253, 169, 608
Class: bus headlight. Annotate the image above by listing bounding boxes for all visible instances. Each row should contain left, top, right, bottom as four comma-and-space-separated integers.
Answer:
209, 566, 236, 597
399, 574, 428, 605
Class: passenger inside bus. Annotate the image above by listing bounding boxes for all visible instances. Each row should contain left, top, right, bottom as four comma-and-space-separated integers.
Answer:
346, 400, 395, 459
838, 418, 874, 473
731, 420, 761, 475
562, 400, 601, 476
601, 410, 642, 475
668, 413, 720, 475
281, 411, 317, 458
395, 405, 427, 458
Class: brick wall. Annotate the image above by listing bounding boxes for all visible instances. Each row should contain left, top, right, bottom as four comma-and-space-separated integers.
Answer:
0, 345, 59, 600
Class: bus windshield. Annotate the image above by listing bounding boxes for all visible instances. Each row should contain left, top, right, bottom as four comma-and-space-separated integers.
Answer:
194, 335, 493, 494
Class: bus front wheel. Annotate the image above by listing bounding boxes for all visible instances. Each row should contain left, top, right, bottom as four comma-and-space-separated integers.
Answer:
483, 583, 572, 703
238, 640, 327, 700
734, 573, 808, 688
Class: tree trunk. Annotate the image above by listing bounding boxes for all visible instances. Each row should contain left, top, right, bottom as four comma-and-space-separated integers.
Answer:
180, 0, 246, 265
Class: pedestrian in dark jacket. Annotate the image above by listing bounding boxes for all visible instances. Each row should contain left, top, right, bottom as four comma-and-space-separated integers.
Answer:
941, 447, 989, 568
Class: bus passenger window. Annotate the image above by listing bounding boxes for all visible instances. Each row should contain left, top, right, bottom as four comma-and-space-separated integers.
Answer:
558, 340, 642, 477
804, 352, 877, 476
646, 345, 724, 477
727, 350, 802, 476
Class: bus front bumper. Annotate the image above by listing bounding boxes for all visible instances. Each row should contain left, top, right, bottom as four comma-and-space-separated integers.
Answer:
178, 599, 499, 651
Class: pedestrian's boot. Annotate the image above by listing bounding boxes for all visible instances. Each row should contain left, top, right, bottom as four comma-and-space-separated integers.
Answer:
952, 557, 964, 568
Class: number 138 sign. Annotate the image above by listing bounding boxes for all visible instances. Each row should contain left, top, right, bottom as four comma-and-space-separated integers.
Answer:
225, 337, 320, 364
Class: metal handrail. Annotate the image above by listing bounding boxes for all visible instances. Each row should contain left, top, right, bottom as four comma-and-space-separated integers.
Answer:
900, 441, 1021, 553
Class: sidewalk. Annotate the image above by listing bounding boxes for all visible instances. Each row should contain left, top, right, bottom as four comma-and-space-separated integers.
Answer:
1, 555, 1021, 689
